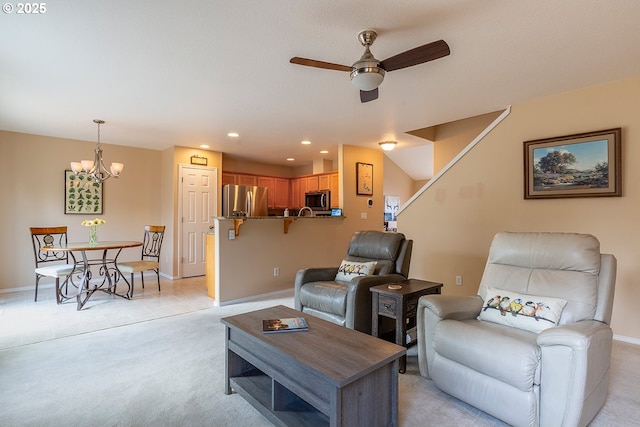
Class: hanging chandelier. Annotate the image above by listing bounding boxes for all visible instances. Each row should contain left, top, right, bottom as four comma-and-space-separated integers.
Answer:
70, 119, 123, 183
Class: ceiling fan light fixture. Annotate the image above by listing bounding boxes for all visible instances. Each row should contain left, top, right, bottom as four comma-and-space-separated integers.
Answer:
290, 29, 450, 103
379, 141, 397, 151
350, 66, 385, 91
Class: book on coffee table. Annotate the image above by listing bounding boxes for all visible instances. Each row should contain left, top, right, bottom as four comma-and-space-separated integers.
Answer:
262, 317, 309, 333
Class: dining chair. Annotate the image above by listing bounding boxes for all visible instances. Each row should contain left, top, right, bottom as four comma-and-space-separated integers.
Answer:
117, 225, 165, 297
30, 226, 79, 304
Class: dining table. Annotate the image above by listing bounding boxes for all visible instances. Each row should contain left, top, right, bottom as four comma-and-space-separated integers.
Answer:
41, 240, 143, 310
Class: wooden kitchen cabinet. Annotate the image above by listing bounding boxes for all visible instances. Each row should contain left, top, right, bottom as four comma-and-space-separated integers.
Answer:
298, 178, 308, 207
257, 176, 275, 207
290, 178, 300, 209
274, 178, 290, 208
237, 174, 257, 186
306, 175, 319, 192
221, 172, 237, 186
223, 173, 258, 187
318, 174, 330, 190
330, 172, 339, 208
205, 233, 215, 298
222, 171, 338, 210
255, 176, 290, 209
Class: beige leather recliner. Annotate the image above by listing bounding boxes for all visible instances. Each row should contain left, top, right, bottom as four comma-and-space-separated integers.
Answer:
417, 232, 616, 427
294, 230, 412, 334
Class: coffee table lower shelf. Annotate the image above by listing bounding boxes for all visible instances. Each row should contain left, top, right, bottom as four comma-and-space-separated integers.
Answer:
230, 372, 329, 427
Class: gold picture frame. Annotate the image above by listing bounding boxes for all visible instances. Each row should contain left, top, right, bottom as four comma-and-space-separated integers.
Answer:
356, 162, 373, 195
524, 128, 622, 199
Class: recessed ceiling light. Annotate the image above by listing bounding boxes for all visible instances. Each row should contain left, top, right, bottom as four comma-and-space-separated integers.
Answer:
320, 150, 329, 154
301, 140, 311, 145
286, 158, 295, 161
200, 144, 210, 149
227, 132, 239, 138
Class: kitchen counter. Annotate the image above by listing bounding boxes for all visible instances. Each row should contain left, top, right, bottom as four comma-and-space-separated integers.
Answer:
216, 215, 345, 236
209, 215, 349, 306
217, 215, 344, 219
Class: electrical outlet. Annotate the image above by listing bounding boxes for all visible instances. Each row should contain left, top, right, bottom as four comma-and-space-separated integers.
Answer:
455, 276, 463, 286
228, 229, 235, 240
273, 267, 279, 277
360, 212, 367, 220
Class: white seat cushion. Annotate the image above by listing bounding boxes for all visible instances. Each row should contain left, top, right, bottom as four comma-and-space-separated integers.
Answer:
35, 264, 80, 278
117, 260, 159, 274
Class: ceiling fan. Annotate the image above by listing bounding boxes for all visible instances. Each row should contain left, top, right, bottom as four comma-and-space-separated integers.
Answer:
290, 29, 450, 103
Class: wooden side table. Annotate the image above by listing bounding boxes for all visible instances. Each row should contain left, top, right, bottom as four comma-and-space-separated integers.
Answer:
371, 279, 443, 373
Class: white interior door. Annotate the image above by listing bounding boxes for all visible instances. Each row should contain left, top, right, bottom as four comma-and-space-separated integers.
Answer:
179, 165, 217, 277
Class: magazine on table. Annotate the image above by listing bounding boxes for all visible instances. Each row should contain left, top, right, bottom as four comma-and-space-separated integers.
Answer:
262, 317, 309, 333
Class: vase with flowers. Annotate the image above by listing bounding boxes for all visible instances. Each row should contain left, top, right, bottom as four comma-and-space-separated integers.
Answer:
82, 218, 106, 245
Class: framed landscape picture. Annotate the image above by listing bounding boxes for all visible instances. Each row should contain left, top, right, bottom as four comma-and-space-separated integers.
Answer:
64, 170, 104, 214
524, 128, 622, 199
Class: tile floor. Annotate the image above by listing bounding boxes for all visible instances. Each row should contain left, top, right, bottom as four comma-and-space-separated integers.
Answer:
0, 276, 212, 350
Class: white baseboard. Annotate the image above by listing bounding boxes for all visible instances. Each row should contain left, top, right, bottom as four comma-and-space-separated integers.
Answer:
1, 284, 51, 294
213, 288, 294, 307
1, 272, 162, 295
613, 334, 640, 346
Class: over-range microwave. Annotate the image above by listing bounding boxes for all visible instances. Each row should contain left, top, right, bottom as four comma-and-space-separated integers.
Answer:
305, 190, 331, 213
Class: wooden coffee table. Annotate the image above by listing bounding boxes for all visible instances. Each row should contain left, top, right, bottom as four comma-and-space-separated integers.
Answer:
221, 305, 406, 427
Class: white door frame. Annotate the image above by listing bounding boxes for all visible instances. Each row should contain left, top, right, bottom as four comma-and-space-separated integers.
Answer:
177, 164, 218, 278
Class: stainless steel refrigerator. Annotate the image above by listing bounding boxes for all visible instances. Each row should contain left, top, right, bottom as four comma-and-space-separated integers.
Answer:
222, 184, 269, 217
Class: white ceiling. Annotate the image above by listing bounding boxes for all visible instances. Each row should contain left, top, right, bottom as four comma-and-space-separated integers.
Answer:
2, 1, 640, 179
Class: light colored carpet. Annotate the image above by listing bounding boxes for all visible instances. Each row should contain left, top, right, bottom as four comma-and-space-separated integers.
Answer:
1, 295, 639, 426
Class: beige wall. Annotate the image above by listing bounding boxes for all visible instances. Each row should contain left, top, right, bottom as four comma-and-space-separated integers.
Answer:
382, 111, 503, 209
222, 154, 300, 178
339, 144, 385, 231
0, 131, 162, 291
399, 75, 640, 341
383, 155, 416, 206
433, 111, 503, 173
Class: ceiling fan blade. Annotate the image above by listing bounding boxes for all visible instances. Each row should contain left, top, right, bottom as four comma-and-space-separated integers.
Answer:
360, 88, 379, 103
290, 57, 352, 72
380, 39, 450, 72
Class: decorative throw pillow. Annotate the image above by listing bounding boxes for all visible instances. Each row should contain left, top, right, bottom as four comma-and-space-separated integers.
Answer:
335, 260, 377, 282
478, 287, 567, 333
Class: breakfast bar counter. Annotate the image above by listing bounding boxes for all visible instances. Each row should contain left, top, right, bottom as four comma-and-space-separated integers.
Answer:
209, 216, 348, 306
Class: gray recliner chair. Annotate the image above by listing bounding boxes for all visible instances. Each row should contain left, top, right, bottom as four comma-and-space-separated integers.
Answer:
294, 230, 412, 334
417, 232, 617, 427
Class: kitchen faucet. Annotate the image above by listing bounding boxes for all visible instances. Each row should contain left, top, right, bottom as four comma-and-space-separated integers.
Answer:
298, 206, 314, 217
